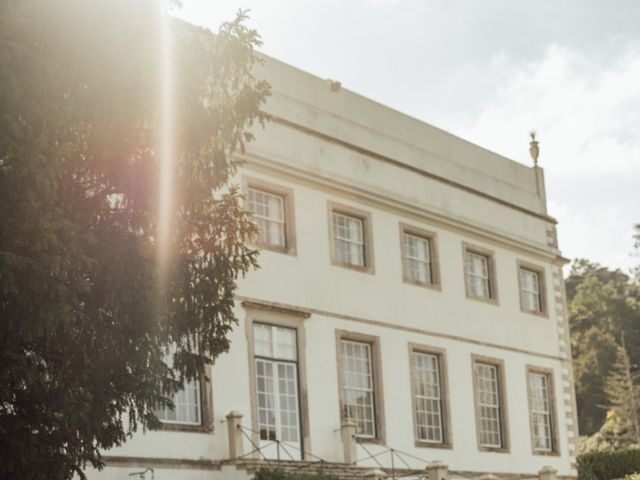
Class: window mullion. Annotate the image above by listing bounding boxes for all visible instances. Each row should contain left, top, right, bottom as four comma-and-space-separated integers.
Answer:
272, 360, 283, 442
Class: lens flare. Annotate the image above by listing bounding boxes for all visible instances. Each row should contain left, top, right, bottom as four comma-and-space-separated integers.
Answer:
157, 2, 175, 288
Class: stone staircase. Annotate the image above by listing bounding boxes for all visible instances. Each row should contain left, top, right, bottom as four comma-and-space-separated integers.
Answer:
231, 458, 423, 480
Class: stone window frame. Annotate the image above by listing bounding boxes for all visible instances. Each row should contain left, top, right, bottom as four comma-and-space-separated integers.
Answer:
242, 175, 297, 256
399, 223, 441, 291
525, 365, 560, 456
156, 364, 214, 434
408, 343, 452, 449
327, 201, 375, 275
243, 301, 311, 458
335, 329, 386, 445
462, 242, 499, 305
470, 354, 510, 453
516, 260, 548, 317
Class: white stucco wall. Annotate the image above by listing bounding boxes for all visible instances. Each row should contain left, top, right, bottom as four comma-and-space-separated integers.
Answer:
93, 53, 577, 480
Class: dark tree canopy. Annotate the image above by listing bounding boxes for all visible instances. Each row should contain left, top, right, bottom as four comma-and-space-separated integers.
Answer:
568, 259, 640, 437
0, 1, 269, 478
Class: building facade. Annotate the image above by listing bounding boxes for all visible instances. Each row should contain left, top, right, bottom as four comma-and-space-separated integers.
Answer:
91, 55, 578, 480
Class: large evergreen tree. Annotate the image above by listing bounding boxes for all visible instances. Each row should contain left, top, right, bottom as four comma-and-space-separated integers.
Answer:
568, 259, 640, 435
0, 1, 269, 478
604, 341, 640, 445
581, 342, 640, 452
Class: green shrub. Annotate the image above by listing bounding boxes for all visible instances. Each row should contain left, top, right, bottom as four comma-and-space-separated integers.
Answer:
254, 468, 339, 480
577, 448, 640, 480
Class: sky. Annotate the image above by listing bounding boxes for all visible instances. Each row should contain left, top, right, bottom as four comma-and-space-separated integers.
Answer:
175, 0, 640, 274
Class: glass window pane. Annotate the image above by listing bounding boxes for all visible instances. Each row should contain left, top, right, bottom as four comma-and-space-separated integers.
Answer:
340, 340, 376, 438
254, 323, 273, 357
467, 252, 490, 298
333, 213, 365, 267
254, 325, 301, 448
412, 352, 443, 443
475, 363, 502, 448
520, 269, 542, 312
528, 372, 553, 452
247, 188, 286, 247
403, 233, 432, 284
254, 323, 297, 361
274, 327, 297, 361
155, 347, 203, 426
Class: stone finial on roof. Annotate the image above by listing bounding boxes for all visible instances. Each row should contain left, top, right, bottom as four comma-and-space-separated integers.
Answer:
326, 78, 342, 92
529, 131, 540, 166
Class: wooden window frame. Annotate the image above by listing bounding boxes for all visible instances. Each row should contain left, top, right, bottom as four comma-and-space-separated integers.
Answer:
526, 365, 560, 456
243, 302, 311, 458
327, 201, 375, 274
335, 330, 386, 444
243, 176, 297, 256
156, 364, 214, 434
517, 260, 548, 317
462, 242, 499, 305
399, 223, 441, 290
471, 354, 510, 453
408, 343, 452, 449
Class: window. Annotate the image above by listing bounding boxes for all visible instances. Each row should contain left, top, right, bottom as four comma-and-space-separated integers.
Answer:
527, 368, 558, 455
253, 323, 301, 456
476, 363, 501, 447
400, 224, 440, 289
243, 177, 296, 255
463, 244, 498, 303
157, 375, 202, 425
154, 347, 213, 432
328, 202, 374, 273
248, 189, 285, 247
244, 303, 311, 461
472, 356, 508, 451
340, 340, 375, 437
336, 331, 385, 442
334, 213, 365, 267
410, 346, 451, 448
518, 262, 547, 315
404, 234, 432, 283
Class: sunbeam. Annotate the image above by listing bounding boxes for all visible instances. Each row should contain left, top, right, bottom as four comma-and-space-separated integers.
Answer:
157, 1, 175, 290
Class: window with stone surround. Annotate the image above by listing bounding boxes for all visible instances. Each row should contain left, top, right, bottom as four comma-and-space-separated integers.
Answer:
254, 323, 301, 451
157, 376, 202, 425
400, 224, 440, 289
243, 176, 296, 255
472, 355, 509, 452
244, 302, 310, 461
518, 261, 547, 316
409, 345, 451, 448
527, 367, 559, 455
328, 202, 374, 273
248, 188, 286, 247
336, 330, 385, 443
463, 243, 498, 303
334, 213, 365, 267
154, 346, 213, 433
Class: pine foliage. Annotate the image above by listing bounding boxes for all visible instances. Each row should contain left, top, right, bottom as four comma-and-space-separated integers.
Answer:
603, 343, 640, 446
0, 1, 269, 478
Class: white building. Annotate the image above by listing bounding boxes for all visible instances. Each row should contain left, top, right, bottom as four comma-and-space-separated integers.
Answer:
93, 54, 578, 480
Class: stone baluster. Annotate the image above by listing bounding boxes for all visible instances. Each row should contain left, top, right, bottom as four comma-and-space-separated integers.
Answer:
340, 420, 357, 464
426, 461, 449, 480
538, 466, 558, 480
226, 411, 244, 459
365, 468, 386, 480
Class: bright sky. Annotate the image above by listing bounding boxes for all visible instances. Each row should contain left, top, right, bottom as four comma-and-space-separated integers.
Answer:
176, 0, 640, 274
